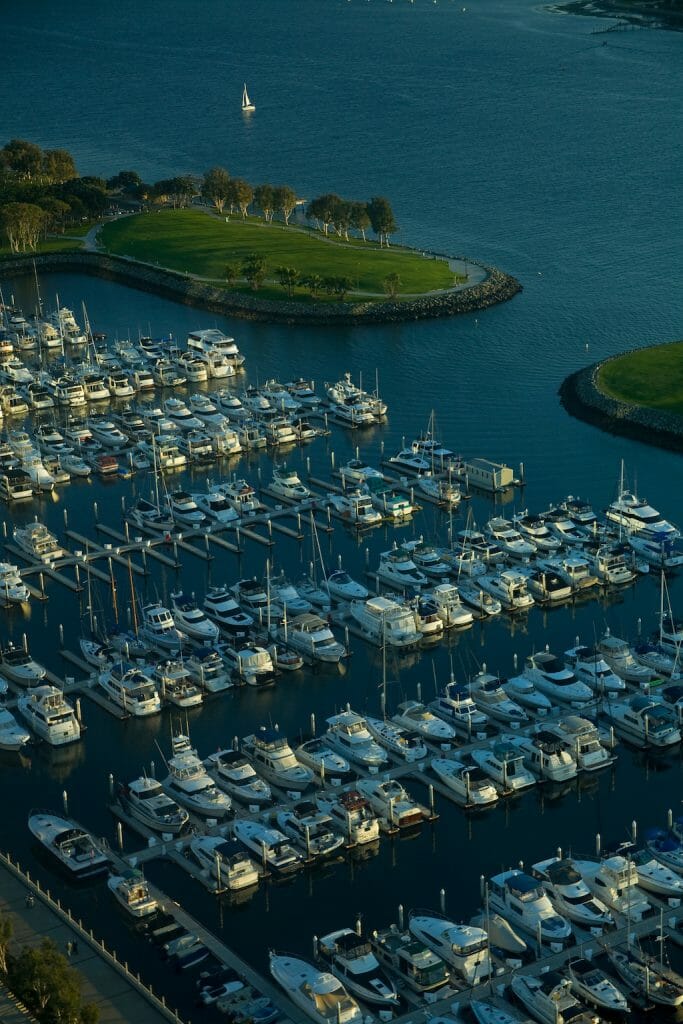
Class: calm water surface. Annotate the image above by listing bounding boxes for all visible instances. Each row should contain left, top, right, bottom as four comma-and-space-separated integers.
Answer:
2, 1, 683, 1017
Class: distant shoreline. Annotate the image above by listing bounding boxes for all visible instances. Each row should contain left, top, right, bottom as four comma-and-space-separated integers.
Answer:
0, 249, 523, 327
552, 0, 683, 31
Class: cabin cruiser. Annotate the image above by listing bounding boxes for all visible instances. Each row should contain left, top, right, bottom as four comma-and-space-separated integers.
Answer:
34, 423, 73, 456
242, 728, 314, 791
500, 731, 576, 782
54, 376, 87, 408
488, 869, 573, 945
205, 748, 272, 805
286, 378, 320, 407
370, 926, 451, 994
165, 490, 207, 527
408, 912, 490, 984
330, 395, 376, 426
184, 427, 228, 461
323, 568, 369, 602
606, 488, 678, 538
387, 448, 431, 475
605, 694, 680, 748
362, 478, 414, 519
633, 640, 682, 681
108, 871, 159, 919
328, 490, 382, 527
510, 973, 597, 1024
188, 392, 226, 424
339, 458, 384, 485
278, 613, 346, 663
606, 944, 683, 1008
544, 506, 591, 546
87, 416, 128, 448
28, 812, 109, 880
242, 385, 275, 418
418, 473, 461, 507
564, 645, 625, 695
24, 382, 54, 410
430, 759, 499, 807
151, 359, 184, 388
269, 580, 312, 618
0, 468, 33, 502
391, 700, 456, 744
316, 790, 380, 845
544, 717, 613, 771
325, 710, 388, 768
261, 379, 301, 413
163, 734, 232, 819
596, 629, 657, 686
403, 541, 451, 578
269, 953, 361, 1024
468, 672, 529, 726
294, 738, 352, 784
486, 518, 536, 560
317, 929, 398, 1007
477, 570, 534, 612
140, 602, 185, 653
237, 419, 268, 449
276, 802, 345, 860
349, 595, 421, 648
0, 704, 31, 752
501, 674, 552, 716
519, 650, 594, 706
170, 592, 219, 643
230, 577, 270, 618
219, 641, 275, 687
187, 328, 245, 368
235, 822, 302, 876
470, 742, 536, 793
365, 717, 428, 762
193, 487, 239, 524
269, 465, 311, 502
219, 478, 260, 515
531, 859, 613, 930
0, 642, 46, 686
150, 660, 202, 708
163, 397, 203, 431
0, 357, 32, 385
13, 522, 64, 563
17, 686, 81, 746
326, 372, 386, 419
520, 567, 573, 603
627, 843, 683, 898
420, 582, 474, 629
214, 390, 248, 419
430, 682, 489, 737
190, 836, 259, 891
118, 775, 189, 834
457, 577, 503, 617
60, 451, 91, 477
0, 562, 30, 603
571, 854, 651, 919
512, 512, 562, 552
376, 546, 427, 590
628, 530, 683, 569
106, 368, 136, 398
174, 350, 209, 384
539, 553, 599, 591
264, 416, 297, 446
584, 542, 637, 585
203, 586, 253, 638
99, 661, 161, 716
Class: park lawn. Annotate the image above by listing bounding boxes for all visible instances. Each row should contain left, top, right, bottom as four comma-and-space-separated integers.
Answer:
598, 342, 683, 417
0, 237, 82, 259
99, 209, 454, 295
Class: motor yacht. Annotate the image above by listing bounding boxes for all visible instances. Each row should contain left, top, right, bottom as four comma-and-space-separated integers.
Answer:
418, 473, 461, 507
190, 836, 259, 891
422, 583, 475, 628
468, 672, 529, 726
571, 854, 651, 919
280, 612, 346, 664
564, 645, 626, 695
512, 512, 562, 552
488, 869, 573, 945
0, 562, 30, 603
214, 390, 248, 419
170, 592, 219, 643
140, 602, 185, 653
349, 595, 421, 648
606, 487, 678, 538
469, 1002, 528, 1024
365, 717, 428, 762
17, 686, 81, 746
28, 811, 109, 880
264, 416, 297, 446
606, 945, 683, 1007
242, 727, 314, 791
429, 681, 489, 738
627, 843, 683, 898
54, 376, 86, 407
339, 458, 384, 486
530, 858, 613, 930
323, 710, 387, 767
391, 700, 456, 744
237, 420, 268, 449
328, 490, 382, 527
163, 396, 203, 431
330, 395, 376, 426
362, 477, 415, 519
187, 328, 245, 368
219, 641, 275, 687
99, 661, 161, 716
0, 468, 33, 501
269, 952, 361, 1024
596, 629, 657, 686
163, 734, 232, 819
520, 567, 573, 603
206, 748, 272, 805
628, 531, 683, 569
477, 570, 534, 612
486, 518, 536, 560
13, 522, 64, 563
286, 378, 319, 407
387, 448, 431, 474
192, 487, 239, 524
220, 478, 260, 515
117, 775, 189, 834
294, 739, 353, 784
544, 506, 591, 546
501, 674, 552, 716
165, 489, 207, 528
106, 369, 136, 398
605, 694, 680, 748
323, 568, 369, 603
633, 640, 682, 680
126, 497, 176, 534
457, 577, 502, 616
187, 392, 224, 424
370, 926, 451, 994
203, 586, 253, 638
402, 541, 451, 578
87, 416, 128, 448
356, 777, 424, 829
543, 717, 614, 771
519, 650, 594, 706
584, 542, 637, 585
510, 973, 597, 1024
315, 790, 380, 845
276, 802, 345, 860
377, 545, 427, 590
234, 822, 302, 876
500, 731, 577, 782
408, 912, 490, 984
0, 705, 31, 751
24, 382, 54, 410
182, 647, 230, 693
430, 759, 499, 807
150, 660, 203, 707
0, 641, 46, 686
539, 554, 599, 591
269, 579, 312, 618
470, 742, 536, 793
269, 465, 311, 502
108, 871, 159, 918
317, 929, 398, 1007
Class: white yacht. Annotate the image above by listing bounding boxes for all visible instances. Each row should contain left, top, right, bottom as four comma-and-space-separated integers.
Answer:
488, 869, 573, 945
219, 478, 260, 515
323, 568, 369, 602
87, 416, 128, 448
317, 929, 399, 1008
544, 717, 614, 771
510, 973, 596, 1024
13, 522, 64, 563
203, 585, 253, 638
606, 487, 678, 538
328, 490, 382, 527
457, 577, 502, 617
234, 822, 302, 877
531, 858, 613, 929
28, 812, 109, 880
430, 759, 499, 807
629, 845, 683, 898
349, 594, 421, 648
501, 674, 552, 716
187, 328, 245, 368
193, 488, 239, 524
605, 694, 680, 748
468, 672, 529, 726
628, 530, 683, 568
219, 641, 275, 687
485, 517, 536, 560
241, 728, 314, 791
422, 583, 474, 628
163, 396, 203, 431
538, 553, 599, 591
339, 458, 384, 485
430, 682, 488, 737
388, 448, 431, 474
520, 650, 594, 706
294, 738, 352, 783
584, 542, 637, 585
470, 742, 536, 792
269, 953, 362, 1024
315, 789, 380, 845
408, 912, 491, 984
107, 872, 159, 918
205, 748, 272, 805
512, 512, 562, 552
279, 612, 346, 663
166, 489, 207, 527
191, 836, 259, 891
264, 416, 297, 446
365, 717, 428, 762
150, 660, 203, 708
269, 465, 311, 502
520, 567, 573, 603
500, 731, 577, 782
99, 661, 161, 716
325, 710, 388, 768
140, 602, 185, 653
17, 686, 81, 746
0, 642, 47, 686
0, 562, 30, 603
163, 734, 232, 819
117, 775, 189, 834
477, 570, 534, 612
564, 645, 625, 695
606, 944, 683, 1008
0, 706, 31, 751
170, 592, 219, 643
276, 802, 345, 860
376, 545, 427, 590
571, 854, 652, 919
362, 478, 415, 519
418, 474, 461, 507
391, 700, 456, 743
596, 629, 658, 686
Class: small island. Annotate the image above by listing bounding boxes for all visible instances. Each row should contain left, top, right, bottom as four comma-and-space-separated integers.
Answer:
0, 140, 522, 325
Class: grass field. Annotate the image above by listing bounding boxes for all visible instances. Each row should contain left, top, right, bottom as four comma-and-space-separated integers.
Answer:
0, 237, 81, 259
598, 342, 683, 416
99, 209, 455, 298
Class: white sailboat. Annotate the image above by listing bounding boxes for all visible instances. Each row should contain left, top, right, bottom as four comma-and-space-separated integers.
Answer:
242, 83, 255, 112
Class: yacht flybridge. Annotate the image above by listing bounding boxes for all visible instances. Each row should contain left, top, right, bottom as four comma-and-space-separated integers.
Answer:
408, 911, 491, 984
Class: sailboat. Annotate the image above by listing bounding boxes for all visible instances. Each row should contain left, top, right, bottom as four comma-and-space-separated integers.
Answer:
241, 83, 255, 112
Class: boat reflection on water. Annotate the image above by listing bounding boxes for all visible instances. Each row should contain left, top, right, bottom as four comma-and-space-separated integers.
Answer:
33, 736, 86, 782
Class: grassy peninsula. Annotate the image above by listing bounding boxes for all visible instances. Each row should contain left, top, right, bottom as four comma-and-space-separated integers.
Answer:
597, 342, 683, 416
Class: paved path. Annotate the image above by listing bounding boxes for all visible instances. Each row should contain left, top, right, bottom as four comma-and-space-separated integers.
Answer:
0, 864, 173, 1024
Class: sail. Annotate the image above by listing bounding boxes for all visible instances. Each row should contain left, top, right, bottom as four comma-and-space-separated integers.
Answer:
242, 83, 254, 110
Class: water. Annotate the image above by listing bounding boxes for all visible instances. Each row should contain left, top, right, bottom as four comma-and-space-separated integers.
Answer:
2, 0, 683, 1016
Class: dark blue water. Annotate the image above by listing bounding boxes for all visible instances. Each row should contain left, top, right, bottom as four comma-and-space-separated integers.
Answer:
2, 1, 683, 1016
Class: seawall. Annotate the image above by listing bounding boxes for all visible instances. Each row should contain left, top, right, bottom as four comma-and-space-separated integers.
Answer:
0, 250, 522, 327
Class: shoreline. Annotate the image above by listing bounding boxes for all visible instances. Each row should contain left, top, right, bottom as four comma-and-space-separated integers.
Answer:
0, 249, 522, 327
552, 0, 683, 31
559, 342, 683, 453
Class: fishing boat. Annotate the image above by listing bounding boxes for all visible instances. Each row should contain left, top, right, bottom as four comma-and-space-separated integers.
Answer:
190, 835, 259, 891
17, 686, 81, 746
108, 871, 159, 918
316, 928, 399, 1007
408, 912, 491, 984
269, 953, 362, 1024
28, 810, 109, 879
117, 776, 189, 834
241, 82, 255, 112
206, 749, 272, 805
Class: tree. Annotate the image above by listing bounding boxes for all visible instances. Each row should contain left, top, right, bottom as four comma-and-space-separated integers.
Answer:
272, 185, 297, 225
275, 265, 300, 298
366, 196, 397, 247
253, 184, 275, 222
224, 262, 240, 288
0, 202, 46, 252
42, 149, 77, 183
229, 178, 253, 218
201, 166, 231, 214
242, 253, 267, 290
383, 272, 402, 298
332, 275, 353, 300
0, 912, 13, 975
302, 273, 323, 298
350, 201, 370, 242
1, 139, 44, 180
306, 193, 341, 235
36, 196, 71, 233
330, 197, 352, 239
107, 170, 142, 193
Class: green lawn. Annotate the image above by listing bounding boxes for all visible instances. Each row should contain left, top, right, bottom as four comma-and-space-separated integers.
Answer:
0, 237, 82, 259
598, 342, 683, 417
99, 209, 454, 297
